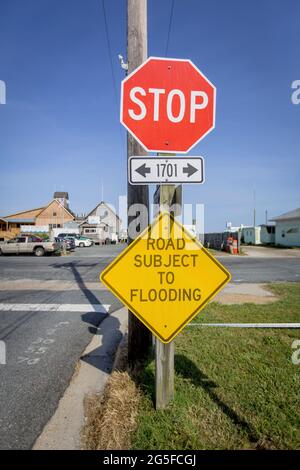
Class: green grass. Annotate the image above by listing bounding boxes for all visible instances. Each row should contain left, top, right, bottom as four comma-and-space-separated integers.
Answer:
131, 283, 300, 450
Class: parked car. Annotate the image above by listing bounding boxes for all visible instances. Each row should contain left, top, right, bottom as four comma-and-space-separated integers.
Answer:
0, 236, 60, 257
62, 236, 78, 250
54, 237, 64, 251
74, 236, 93, 247
55, 236, 75, 251
57, 233, 93, 248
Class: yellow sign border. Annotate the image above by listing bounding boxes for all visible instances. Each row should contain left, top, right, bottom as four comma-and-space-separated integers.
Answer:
100, 212, 231, 343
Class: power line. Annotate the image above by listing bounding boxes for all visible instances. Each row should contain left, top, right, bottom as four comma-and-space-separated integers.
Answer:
101, 0, 125, 148
101, 0, 118, 110
165, 0, 175, 56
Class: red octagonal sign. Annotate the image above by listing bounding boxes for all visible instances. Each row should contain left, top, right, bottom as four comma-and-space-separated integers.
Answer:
121, 57, 216, 154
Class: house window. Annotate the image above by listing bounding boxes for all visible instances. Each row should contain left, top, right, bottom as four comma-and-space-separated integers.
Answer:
53, 212, 57, 217
286, 228, 299, 234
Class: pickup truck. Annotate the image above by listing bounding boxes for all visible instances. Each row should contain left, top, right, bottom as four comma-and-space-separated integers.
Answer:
0, 236, 60, 257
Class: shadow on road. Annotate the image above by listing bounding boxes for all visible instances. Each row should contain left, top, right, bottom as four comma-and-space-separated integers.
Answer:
50, 261, 123, 374
50, 261, 101, 307
81, 312, 122, 373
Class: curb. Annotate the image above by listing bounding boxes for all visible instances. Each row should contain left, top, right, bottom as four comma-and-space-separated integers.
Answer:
33, 307, 128, 450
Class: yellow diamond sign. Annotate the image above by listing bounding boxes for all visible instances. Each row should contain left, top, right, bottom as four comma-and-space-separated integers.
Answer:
100, 212, 231, 343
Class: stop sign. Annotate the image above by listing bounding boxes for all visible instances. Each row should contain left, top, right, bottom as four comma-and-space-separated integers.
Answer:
121, 57, 216, 154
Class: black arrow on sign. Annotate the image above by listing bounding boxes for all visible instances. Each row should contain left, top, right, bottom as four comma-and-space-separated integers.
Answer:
135, 163, 151, 178
183, 163, 198, 177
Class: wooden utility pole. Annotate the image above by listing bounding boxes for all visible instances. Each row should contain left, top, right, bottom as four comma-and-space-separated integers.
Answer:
154, 154, 178, 409
156, 338, 174, 409
155, 217, 175, 408
127, 0, 152, 364
154, 182, 176, 409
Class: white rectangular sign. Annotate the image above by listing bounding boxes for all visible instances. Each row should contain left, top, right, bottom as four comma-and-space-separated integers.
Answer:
129, 156, 204, 185
20, 225, 49, 233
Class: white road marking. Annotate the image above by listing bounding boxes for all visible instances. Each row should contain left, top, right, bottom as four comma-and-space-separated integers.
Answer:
0, 303, 111, 313
0, 280, 108, 291
189, 323, 300, 328
17, 322, 70, 366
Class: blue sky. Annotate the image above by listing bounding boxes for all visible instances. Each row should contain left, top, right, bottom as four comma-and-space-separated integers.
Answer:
0, 0, 299, 231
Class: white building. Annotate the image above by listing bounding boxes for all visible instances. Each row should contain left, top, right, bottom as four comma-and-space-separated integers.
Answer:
260, 224, 275, 244
242, 226, 261, 245
270, 208, 300, 247
79, 202, 121, 244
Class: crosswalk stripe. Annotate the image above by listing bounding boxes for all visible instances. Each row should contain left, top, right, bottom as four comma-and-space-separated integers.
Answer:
0, 280, 108, 291
0, 304, 111, 313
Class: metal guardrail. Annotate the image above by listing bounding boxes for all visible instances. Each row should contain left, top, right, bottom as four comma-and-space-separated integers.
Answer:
189, 323, 300, 328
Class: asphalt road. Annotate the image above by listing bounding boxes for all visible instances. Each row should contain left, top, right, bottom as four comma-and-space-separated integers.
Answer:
0, 246, 123, 450
220, 255, 300, 283
1, 245, 300, 284
0, 244, 299, 449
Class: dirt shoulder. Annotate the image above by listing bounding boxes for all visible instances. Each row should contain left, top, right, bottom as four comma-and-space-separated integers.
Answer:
242, 245, 300, 258
215, 283, 279, 304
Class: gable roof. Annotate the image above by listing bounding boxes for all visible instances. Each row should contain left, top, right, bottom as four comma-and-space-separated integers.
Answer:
270, 208, 300, 222
3, 207, 45, 220
38, 199, 75, 219
87, 202, 121, 221
2, 200, 76, 223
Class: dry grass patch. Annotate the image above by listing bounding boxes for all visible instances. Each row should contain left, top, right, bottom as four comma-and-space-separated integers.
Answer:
82, 368, 141, 450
